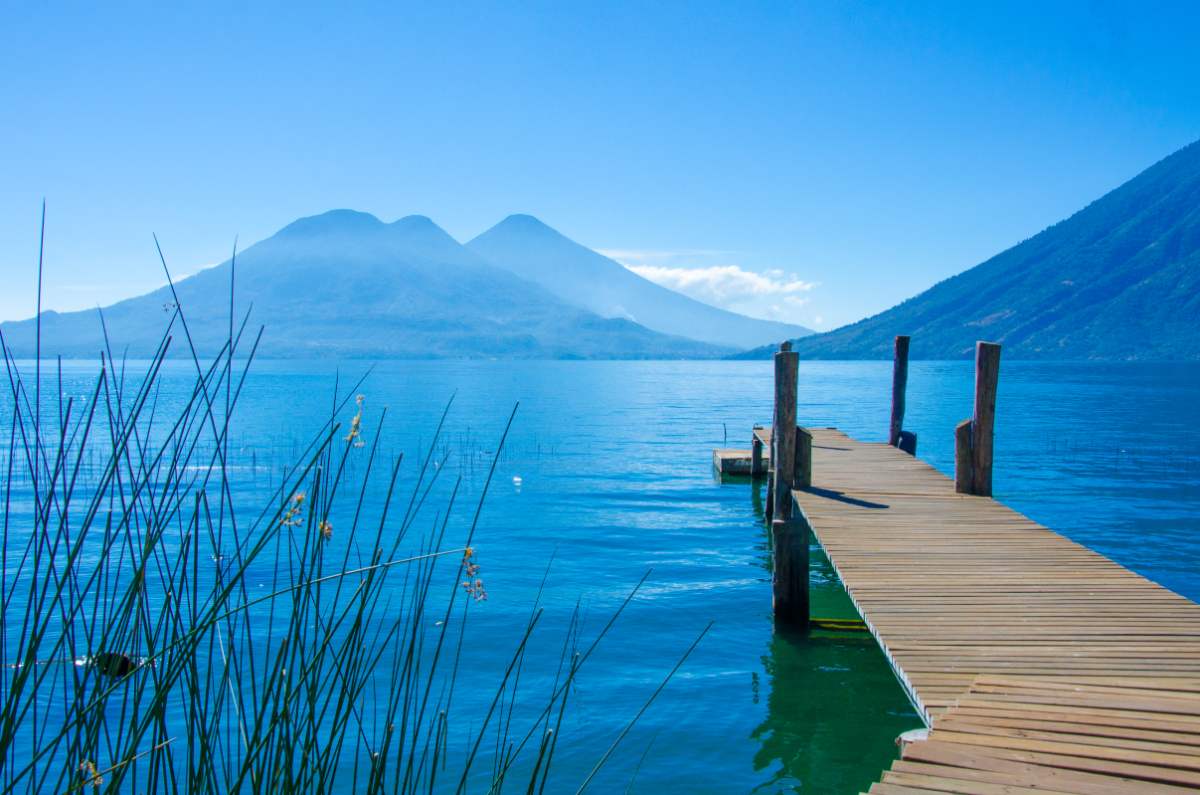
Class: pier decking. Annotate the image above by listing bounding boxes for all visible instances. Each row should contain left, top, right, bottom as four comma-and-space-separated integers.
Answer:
873, 676, 1200, 793
789, 429, 1200, 792
716, 338, 1200, 791
794, 428, 1200, 723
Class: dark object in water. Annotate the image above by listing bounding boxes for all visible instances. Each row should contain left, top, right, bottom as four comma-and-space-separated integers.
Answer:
809, 617, 868, 632
90, 651, 139, 677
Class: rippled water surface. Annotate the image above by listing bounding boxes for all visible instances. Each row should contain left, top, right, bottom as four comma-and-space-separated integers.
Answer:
7, 359, 1199, 793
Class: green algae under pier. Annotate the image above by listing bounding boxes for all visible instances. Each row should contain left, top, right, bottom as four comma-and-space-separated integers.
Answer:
716, 338, 1200, 793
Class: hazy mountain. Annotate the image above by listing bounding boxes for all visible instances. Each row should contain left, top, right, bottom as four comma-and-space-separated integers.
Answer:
0, 211, 728, 360
737, 139, 1200, 360
467, 215, 812, 349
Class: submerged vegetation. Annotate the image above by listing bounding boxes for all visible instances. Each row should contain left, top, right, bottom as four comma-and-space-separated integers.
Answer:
0, 230, 705, 793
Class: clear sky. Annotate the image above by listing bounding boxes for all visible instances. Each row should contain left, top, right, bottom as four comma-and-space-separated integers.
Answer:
2, 1, 1198, 328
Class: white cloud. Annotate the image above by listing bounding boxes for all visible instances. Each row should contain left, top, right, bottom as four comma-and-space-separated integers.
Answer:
599, 249, 818, 324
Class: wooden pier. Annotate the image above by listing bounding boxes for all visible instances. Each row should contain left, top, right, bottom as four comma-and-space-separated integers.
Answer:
716, 338, 1200, 793
797, 428, 1200, 719
874, 676, 1200, 793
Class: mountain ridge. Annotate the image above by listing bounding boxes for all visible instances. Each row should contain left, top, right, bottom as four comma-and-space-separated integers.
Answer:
0, 211, 730, 360
736, 138, 1200, 361
467, 215, 813, 349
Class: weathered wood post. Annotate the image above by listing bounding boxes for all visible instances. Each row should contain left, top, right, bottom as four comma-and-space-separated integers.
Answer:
954, 341, 1002, 495
971, 341, 1002, 497
771, 341, 799, 522
794, 426, 812, 489
751, 426, 765, 478
889, 335, 910, 448
771, 344, 808, 626
772, 515, 809, 627
954, 419, 973, 494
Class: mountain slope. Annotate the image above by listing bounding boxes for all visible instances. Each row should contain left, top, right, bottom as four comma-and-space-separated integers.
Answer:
738, 138, 1200, 360
467, 215, 812, 349
0, 210, 727, 359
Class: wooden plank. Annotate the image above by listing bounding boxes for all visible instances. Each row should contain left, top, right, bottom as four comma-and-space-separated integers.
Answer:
780, 428, 1200, 792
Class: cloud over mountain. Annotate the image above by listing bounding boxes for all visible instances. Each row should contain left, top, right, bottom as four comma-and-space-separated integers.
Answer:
467, 217, 812, 348
611, 257, 817, 323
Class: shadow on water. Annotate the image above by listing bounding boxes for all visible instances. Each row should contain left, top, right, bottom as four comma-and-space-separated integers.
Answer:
751, 627, 920, 793
747, 480, 921, 792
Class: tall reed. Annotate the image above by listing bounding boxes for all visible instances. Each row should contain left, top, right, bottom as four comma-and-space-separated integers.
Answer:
0, 227, 699, 793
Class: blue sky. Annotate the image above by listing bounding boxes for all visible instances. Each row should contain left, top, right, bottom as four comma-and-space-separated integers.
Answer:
2, 1, 1198, 328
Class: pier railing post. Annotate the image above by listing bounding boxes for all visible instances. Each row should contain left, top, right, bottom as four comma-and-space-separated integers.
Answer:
889, 335, 910, 448
751, 426, 765, 479
772, 342, 799, 521
954, 419, 973, 493
772, 514, 810, 627
794, 426, 812, 489
954, 341, 1002, 496
971, 341, 1002, 497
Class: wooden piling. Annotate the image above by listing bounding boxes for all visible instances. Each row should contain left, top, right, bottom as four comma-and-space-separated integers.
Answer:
771, 516, 809, 626
794, 426, 812, 488
954, 419, 973, 494
953, 342, 1001, 496
751, 427, 765, 478
889, 335, 910, 447
771, 342, 799, 521
970, 341, 1001, 497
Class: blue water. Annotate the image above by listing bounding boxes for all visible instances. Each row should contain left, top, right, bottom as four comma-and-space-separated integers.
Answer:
4, 359, 1199, 793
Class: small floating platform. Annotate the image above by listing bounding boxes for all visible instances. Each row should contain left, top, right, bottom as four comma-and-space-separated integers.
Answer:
712, 448, 766, 475
713, 427, 771, 476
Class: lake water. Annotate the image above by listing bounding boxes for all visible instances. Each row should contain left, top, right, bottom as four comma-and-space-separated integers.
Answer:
5, 359, 1200, 793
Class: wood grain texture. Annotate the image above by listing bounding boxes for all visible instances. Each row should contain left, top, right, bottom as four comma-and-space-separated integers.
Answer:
791, 428, 1200, 728
971, 342, 1002, 497
792, 429, 1200, 790
795, 426, 813, 489
772, 347, 799, 520
772, 516, 810, 626
869, 676, 1200, 794
890, 335, 911, 447
751, 430, 766, 478
955, 419, 973, 494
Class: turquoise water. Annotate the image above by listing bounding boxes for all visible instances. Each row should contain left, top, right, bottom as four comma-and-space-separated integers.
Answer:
5, 359, 1199, 792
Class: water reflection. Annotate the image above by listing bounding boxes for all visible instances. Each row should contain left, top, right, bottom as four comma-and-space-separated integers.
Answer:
740, 475, 921, 791
752, 628, 920, 793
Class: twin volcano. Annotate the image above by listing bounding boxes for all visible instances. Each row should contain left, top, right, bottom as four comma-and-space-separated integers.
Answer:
0, 211, 805, 360
8, 136, 1197, 362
